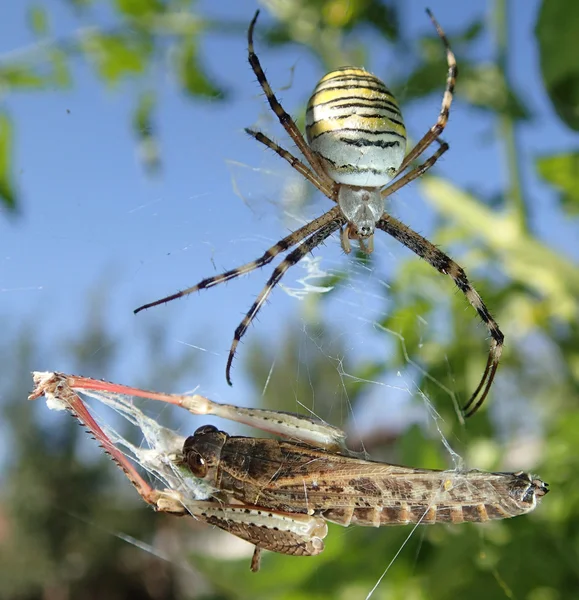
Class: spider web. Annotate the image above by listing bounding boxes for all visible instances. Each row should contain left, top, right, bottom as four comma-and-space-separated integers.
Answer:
229, 156, 465, 423
265, 224, 465, 598
44, 158, 485, 596
13, 126, 513, 600
163, 157, 505, 595
6, 68, 519, 600
1, 4, 553, 596
25, 147, 527, 597
31, 367, 464, 577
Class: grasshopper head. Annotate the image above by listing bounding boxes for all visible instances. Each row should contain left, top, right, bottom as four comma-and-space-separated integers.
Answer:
182, 425, 228, 483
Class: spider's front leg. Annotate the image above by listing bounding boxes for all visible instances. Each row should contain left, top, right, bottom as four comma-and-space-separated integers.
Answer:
224, 217, 345, 385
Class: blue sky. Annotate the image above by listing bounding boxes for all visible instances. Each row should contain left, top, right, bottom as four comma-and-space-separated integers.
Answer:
1, 0, 577, 424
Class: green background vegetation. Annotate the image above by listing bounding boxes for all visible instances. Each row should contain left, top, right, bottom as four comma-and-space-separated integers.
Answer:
1, 0, 578, 599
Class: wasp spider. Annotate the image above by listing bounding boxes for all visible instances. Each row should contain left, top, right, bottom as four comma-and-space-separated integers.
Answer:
135, 9, 503, 417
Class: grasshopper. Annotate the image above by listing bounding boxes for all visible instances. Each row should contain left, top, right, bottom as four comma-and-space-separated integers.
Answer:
29, 372, 549, 571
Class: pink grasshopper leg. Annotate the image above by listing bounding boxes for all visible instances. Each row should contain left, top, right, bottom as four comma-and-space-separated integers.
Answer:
29, 371, 188, 515
55, 372, 351, 453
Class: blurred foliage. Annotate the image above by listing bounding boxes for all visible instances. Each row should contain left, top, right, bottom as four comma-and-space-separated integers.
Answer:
0, 304, 200, 599
0, 113, 16, 212
0, 0, 229, 211
536, 152, 579, 215
133, 91, 161, 174
536, 0, 579, 130
1, 0, 579, 599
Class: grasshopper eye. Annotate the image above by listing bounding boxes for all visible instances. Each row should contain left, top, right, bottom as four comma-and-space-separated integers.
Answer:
186, 451, 208, 478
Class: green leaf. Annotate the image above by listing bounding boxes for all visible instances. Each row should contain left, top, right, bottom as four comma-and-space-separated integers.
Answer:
459, 63, 530, 119
536, 152, 579, 215
27, 5, 49, 36
82, 33, 152, 85
400, 60, 529, 120
176, 37, 226, 99
398, 57, 450, 101
49, 48, 72, 88
115, 0, 164, 18
460, 19, 484, 43
0, 113, 17, 212
536, 0, 579, 130
0, 65, 45, 90
132, 91, 161, 173
355, 0, 399, 41
379, 286, 433, 367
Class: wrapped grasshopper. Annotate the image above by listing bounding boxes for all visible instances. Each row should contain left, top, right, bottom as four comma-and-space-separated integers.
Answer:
29, 372, 549, 571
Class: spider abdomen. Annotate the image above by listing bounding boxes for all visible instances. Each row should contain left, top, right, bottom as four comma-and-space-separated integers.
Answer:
305, 67, 407, 187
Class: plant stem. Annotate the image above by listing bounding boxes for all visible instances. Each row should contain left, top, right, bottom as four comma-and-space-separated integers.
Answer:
494, 0, 529, 232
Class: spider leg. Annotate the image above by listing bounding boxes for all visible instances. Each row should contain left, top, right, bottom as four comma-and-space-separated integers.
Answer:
382, 139, 448, 200
134, 207, 341, 314
248, 10, 333, 186
376, 215, 503, 417
394, 9, 457, 176
226, 216, 346, 385
245, 128, 336, 199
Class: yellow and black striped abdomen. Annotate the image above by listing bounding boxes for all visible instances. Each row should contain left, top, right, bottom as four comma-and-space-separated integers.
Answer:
306, 67, 407, 187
